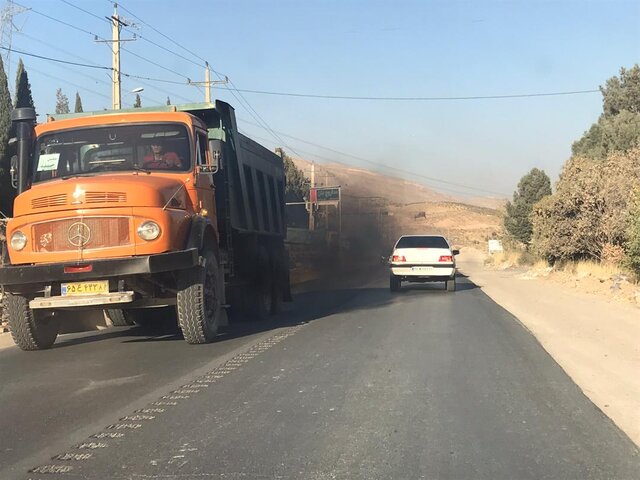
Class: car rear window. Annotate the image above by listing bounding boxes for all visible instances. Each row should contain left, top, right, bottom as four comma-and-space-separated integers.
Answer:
395, 236, 449, 249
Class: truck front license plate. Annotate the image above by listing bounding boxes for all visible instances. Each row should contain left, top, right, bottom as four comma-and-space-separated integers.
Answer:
61, 280, 109, 296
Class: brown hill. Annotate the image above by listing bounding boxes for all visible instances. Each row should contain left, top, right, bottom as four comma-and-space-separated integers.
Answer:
291, 158, 502, 248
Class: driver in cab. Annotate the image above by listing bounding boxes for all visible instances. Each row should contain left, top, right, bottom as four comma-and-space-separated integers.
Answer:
143, 141, 182, 170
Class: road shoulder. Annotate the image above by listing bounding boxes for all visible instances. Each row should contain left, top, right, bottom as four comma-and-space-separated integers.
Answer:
458, 249, 640, 447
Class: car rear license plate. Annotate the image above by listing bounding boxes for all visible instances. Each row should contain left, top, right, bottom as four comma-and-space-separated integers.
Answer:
61, 280, 109, 296
412, 266, 434, 272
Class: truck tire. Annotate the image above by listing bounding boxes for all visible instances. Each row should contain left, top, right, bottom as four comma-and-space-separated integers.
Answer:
6, 293, 60, 350
177, 247, 220, 344
390, 274, 401, 292
251, 246, 274, 319
104, 309, 135, 327
446, 278, 456, 292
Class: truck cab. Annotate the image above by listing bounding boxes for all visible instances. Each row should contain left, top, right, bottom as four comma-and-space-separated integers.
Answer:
0, 101, 290, 350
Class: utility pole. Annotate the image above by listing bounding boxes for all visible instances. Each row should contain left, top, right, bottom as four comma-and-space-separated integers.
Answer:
188, 63, 228, 103
111, 8, 122, 110
96, 3, 136, 110
308, 162, 315, 231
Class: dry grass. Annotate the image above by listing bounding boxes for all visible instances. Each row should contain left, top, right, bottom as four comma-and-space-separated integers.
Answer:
562, 260, 627, 280
484, 250, 522, 267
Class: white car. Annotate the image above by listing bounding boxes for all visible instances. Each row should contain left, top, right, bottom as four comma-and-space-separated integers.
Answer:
389, 235, 459, 292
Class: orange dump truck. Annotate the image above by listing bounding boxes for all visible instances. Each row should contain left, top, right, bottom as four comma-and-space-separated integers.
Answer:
0, 101, 291, 350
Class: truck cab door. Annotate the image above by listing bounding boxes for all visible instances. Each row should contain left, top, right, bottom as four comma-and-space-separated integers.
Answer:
194, 131, 217, 227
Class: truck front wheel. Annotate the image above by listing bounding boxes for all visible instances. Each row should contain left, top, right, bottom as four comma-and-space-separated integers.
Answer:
177, 248, 221, 344
6, 293, 60, 350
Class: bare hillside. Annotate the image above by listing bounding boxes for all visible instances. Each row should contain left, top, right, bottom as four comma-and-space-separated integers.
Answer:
292, 158, 451, 204
291, 158, 502, 249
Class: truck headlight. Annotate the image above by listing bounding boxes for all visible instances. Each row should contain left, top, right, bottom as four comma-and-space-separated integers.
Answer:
137, 221, 161, 241
10, 231, 27, 251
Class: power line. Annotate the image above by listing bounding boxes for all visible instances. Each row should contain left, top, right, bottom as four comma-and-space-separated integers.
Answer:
63, 0, 203, 70
13, 59, 111, 101
15, 31, 192, 104
59, 0, 110, 25
105, 0, 299, 155
238, 118, 508, 196
108, 0, 209, 66
229, 87, 601, 102
0, 45, 111, 70
239, 128, 498, 198
15, 2, 103, 39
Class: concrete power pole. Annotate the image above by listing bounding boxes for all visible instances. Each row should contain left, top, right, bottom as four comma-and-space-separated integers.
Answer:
97, 4, 135, 110
308, 162, 315, 231
111, 9, 122, 110
189, 62, 227, 102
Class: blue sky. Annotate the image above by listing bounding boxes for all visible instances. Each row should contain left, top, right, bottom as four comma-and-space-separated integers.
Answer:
6, 0, 640, 197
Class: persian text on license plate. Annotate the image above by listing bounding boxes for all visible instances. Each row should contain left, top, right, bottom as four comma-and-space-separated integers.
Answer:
412, 266, 434, 272
61, 280, 109, 296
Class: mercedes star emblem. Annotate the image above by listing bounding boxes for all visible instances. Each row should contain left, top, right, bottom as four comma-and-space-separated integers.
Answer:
68, 222, 91, 247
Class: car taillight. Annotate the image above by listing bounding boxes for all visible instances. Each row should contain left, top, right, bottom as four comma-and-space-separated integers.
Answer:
439, 255, 453, 262
392, 255, 406, 262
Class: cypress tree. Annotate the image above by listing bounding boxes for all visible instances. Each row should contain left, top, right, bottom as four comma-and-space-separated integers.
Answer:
14, 58, 34, 110
74, 91, 83, 113
0, 56, 14, 217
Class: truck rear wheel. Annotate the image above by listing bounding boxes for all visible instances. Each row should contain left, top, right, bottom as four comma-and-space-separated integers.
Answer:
6, 293, 60, 350
177, 248, 221, 344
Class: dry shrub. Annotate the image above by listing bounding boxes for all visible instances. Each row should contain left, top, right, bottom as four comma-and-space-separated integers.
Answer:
532, 148, 640, 263
601, 243, 626, 265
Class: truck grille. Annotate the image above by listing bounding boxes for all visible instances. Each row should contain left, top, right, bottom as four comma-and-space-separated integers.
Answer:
31, 192, 127, 208
33, 217, 131, 252
85, 192, 127, 204
31, 194, 67, 209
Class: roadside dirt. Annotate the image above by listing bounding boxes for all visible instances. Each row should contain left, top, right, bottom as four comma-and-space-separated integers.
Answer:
458, 248, 640, 447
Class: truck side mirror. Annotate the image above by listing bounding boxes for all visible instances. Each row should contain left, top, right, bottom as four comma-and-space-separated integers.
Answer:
208, 139, 220, 173
9, 155, 18, 189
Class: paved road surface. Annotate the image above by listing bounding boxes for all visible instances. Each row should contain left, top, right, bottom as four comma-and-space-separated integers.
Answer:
0, 270, 638, 479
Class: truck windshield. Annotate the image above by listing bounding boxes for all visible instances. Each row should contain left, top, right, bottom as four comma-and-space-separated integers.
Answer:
32, 123, 191, 183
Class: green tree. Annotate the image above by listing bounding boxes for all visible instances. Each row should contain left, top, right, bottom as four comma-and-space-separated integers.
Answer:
74, 91, 83, 113
14, 58, 34, 110
55, 88, 69, 114
572, 65, 640, 160
572, 110, 640, 160
275, 147, 308, 201
601, 64, 640, 117
0, 56, 13, 217
133, 94, 141, 108
166, 96, 171, 105
504, 168, 551, 245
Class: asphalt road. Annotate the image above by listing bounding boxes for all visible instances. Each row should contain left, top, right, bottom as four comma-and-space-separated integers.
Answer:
1, 269, 639, 479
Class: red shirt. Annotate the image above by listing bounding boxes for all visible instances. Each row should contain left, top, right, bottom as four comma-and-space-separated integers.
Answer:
143, 152, 181, 169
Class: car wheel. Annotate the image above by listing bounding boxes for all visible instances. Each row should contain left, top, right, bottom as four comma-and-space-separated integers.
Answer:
390, 274, 401, 292
446, 278, 456, 292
